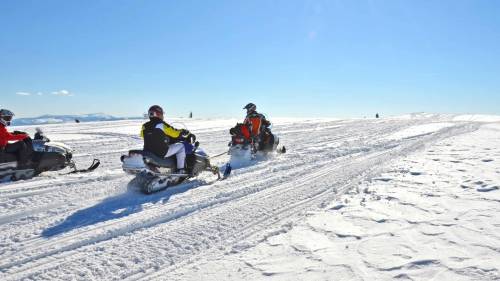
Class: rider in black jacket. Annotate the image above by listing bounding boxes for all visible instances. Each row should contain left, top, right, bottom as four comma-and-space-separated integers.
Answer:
141, 105, 193, 173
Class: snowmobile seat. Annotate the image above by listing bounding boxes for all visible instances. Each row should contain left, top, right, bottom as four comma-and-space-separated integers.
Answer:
129, 150, 176, 169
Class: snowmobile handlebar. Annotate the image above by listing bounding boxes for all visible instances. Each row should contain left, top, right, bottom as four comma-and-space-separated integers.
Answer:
189, 133, 196, 144
180, 129, 196, 143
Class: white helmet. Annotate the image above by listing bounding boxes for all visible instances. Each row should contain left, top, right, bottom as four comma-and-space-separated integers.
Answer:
0, 109, 14, 126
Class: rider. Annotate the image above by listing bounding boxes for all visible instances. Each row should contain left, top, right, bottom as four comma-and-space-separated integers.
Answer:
243, 103, 271, 151
0, 109, 33, 168
140, 105, 193, 174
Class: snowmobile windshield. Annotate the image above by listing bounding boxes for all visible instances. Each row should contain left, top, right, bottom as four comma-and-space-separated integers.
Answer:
169, 122, 188, 131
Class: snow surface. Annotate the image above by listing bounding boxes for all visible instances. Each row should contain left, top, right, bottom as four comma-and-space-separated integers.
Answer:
0, 115, 499, 280
384, 123, 456, 140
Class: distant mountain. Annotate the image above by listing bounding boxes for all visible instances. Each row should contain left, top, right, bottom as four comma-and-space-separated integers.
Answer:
11, 113, 141, 126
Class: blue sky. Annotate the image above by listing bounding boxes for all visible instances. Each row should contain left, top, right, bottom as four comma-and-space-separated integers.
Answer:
1, 0, 499, 118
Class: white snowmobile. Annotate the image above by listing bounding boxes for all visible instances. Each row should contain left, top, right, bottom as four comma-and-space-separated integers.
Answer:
0, 138, 100, 182
121, 140, 220, 194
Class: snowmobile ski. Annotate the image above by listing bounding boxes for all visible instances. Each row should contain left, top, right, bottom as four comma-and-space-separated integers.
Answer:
66, 159, 101, 174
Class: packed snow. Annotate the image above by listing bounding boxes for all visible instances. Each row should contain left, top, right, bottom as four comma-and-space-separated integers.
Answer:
0, 115, 499, 280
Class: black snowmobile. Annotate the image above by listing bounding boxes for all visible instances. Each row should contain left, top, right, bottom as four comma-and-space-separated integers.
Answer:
121, 136, 220, 194
0, 138, 100, 182
222, 123, 285, 178
228, 123, 285, 157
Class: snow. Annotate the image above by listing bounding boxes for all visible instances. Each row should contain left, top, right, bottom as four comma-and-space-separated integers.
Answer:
452, 114, 500, 122
385, 123, 456, 140
1, 115, 499, 280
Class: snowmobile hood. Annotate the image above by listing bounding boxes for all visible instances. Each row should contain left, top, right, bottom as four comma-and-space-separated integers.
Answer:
194, 147, 208, 158
33, 141, 73, 154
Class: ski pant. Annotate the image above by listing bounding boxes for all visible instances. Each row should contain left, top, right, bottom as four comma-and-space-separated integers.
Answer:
4, 138, 33, 166
165, 142, 186, 170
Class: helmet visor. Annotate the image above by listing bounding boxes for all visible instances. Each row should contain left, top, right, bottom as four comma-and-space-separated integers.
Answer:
2, 116, 12, 122
148, 110, 164, 119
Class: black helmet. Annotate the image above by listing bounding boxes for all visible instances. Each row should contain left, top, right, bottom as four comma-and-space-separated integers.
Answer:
0, 109, 14, 126
243, 103, 256, 113
148, 105, 164, 120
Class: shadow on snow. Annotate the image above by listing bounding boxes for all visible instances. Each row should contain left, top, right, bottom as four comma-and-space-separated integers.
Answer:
41, 179, 206, 238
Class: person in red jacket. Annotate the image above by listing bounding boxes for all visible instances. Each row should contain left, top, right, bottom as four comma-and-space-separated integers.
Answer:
243, 103, 270, 138
243, 103, 272, 152
0, 109, 32, 167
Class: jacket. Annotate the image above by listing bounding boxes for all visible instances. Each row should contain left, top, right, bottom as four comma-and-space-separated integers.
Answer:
0, 124, 28, 148
244, 112, 271, 137
140, 118, 183, 157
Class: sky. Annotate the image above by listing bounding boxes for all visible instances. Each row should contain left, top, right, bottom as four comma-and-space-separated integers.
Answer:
1, 0, 500, 118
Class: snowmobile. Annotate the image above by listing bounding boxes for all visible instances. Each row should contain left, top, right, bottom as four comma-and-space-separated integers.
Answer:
229, 123, 284, 155
121, 139, 220, 194
0, 138, 100, 182
223, 123, 285, 177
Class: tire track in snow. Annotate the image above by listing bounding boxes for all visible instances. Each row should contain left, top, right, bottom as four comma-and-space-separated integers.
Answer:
0, 119, 406, 274
0, 172, 123, 200
0, 152, 357, 279
0, 120, 400, 230
0, 149, 347, 271
139, 123, 479, 280
1, 123, 477, 280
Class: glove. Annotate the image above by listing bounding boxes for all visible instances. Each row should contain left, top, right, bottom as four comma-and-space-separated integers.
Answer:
188, 133, 197, 143
180, 129, 190, 137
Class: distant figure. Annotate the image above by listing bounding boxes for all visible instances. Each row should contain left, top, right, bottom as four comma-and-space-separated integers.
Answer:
75, 119, 80, 123
375, 113, 380, 119
189, 111, 193, 119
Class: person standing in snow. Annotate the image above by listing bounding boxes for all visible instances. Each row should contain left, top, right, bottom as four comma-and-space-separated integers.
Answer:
0, 109, 33, 168
243, 103, 272, 151
140, 105, 194, 174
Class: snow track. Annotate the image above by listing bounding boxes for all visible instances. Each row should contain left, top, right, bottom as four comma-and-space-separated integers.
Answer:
0, 117, 486, 280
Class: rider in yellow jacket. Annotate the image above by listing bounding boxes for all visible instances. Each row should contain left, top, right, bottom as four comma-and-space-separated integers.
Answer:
140, 105, 191, 173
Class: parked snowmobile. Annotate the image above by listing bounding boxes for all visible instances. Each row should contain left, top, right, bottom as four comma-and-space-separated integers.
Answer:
121, 139, 220, 194
0, 138, 100, 182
